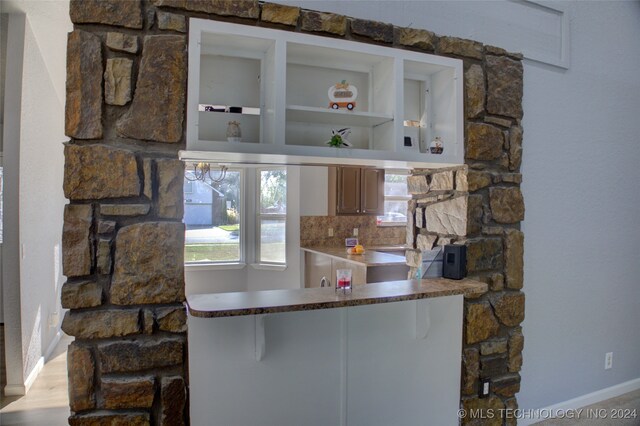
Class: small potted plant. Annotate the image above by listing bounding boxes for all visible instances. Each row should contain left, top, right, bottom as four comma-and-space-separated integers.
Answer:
326, 128, 352, 148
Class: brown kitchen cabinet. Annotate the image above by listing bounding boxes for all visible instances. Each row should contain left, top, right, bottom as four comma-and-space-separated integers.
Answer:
328, 167, 385, 216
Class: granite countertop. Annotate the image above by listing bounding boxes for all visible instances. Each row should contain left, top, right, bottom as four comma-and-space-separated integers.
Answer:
187, 278, 487, 318
301, 246, 406, 266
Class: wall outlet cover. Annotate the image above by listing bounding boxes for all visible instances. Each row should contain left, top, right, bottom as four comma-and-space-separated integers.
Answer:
479, 378, 491, 398
605, 352, 613, 370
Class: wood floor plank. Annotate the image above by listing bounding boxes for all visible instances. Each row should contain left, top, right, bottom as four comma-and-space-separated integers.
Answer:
0, 333, 72, 425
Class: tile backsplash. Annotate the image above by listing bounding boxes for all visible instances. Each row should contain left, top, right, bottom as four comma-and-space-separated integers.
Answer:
300, 216, 406, 247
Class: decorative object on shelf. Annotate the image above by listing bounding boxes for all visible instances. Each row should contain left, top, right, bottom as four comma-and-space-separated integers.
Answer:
335, 268, 353, 293
226, 120, 241, 142
199, 104, 261, 115
326, 127, 352, 148
203, 105, 226, 112
347, 244, 365, 255
185, 162, 228, 183
328, 80, 358, 110
429, 136, 444, 154
443, 244, 467, 280
404, 122, 419, 149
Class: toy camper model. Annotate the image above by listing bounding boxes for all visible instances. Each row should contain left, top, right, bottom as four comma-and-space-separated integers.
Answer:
328, 80, 358, 110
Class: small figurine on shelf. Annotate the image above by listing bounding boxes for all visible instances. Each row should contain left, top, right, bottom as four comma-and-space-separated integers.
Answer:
429, 136, 444, 154
326, 128, 352, 148
226, 120, 241, 143
328, 80, 358, 110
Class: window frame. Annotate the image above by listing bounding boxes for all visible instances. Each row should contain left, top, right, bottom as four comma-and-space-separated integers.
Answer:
255, 167, 287, 266
183, 178, 194, 194
377, 170, 410, 227
184, 167, 246, 269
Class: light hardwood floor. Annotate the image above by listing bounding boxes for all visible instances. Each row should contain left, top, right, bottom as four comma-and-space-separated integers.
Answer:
1, 331, 72, 426
534, 389, 640, 426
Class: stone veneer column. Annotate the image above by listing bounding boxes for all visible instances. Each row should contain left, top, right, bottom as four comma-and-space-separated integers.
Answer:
63, 1, 188, 424
405, 40, 525, 425
62, 1, 524, 424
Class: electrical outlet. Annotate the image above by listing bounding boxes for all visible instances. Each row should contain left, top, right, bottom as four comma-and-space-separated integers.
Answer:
605, 352, 613, 370
353, 228, 359, 237
328, 228, 334, 237
479, 378, 491, 398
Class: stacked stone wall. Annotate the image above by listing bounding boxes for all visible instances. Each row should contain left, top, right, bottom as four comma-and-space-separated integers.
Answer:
62, 1, 524, 424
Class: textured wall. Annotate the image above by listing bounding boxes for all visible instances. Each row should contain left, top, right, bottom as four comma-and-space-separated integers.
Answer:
2, 0, 72, 396
517, 2, 640, 409
62, 1, 524, 424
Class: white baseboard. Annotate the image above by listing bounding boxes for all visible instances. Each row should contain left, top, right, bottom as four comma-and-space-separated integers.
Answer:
3, 357, 45, 396
44, 330, 62, 361
3, 332, 61, 397
23, 356, 45, 394
4, 384, 26, 396
519, 377, 640, 426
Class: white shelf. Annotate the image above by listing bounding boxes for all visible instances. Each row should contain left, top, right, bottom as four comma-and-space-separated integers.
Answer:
286, 105, 393, 128
180, 147, 461, 170
187, 19, 464, 168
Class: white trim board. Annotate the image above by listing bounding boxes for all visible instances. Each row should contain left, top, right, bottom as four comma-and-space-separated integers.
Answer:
3, 331, 62, 397
44, 330, 62, 362
3, 357, 45, 396
519, 377, 640, 426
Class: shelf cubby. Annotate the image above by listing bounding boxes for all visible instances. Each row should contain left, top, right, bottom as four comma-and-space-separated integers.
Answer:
285, 42, 395, 152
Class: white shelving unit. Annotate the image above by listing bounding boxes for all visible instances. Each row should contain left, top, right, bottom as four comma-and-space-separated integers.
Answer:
184, 19, 464, 169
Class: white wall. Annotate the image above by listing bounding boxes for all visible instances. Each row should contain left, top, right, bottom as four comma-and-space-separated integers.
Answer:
2, 11, 26, 395
300, 166, 328, 216
276, 0, 640, 411
1, 12, 9, 324
2, 0, 71, 395
518, 2, 640, 409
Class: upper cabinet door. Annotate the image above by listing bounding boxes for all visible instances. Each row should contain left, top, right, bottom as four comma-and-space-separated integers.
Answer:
360, 168, 385, 215
337, 167, 361, 214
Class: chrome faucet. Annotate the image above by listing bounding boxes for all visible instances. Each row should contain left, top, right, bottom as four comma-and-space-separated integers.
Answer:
320, 276, 330, 287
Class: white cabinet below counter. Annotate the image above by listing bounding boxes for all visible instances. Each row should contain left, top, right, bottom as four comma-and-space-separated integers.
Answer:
188, 292, 466, 426
302, 247, 409, 288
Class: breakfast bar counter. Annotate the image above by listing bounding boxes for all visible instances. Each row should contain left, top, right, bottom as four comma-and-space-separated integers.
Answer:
187, 278, 486, 317
188, 278, 486, 426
